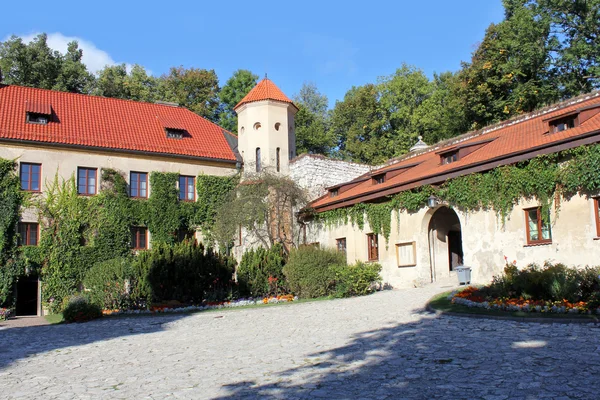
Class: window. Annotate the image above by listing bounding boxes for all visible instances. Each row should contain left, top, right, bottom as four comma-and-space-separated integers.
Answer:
594, 198, 600, 237
166, 128, 184, 139
367, 233, 379, 261
177, 228, 196, 243
336, 238, 347, 254
276, 147, 281, 172
130, 172, 148, 198
18, 222, 39, 246
441, 151, 458, 165
26, 112, 49, 125
20, 163, 41, 192
274, 122, 281, 131
130, 227, 147, 249
256, 148, 262, 172
550, 116, 576, 133
330, 188, 339, 198
179, 175, 195, 201
77, 167, 97, 195
253, 122, 261, 130
525, 207, 552, 245
373, 174, 385, 185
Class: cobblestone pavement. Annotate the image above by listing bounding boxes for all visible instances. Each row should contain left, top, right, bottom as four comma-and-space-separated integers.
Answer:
2, 283, 600, 400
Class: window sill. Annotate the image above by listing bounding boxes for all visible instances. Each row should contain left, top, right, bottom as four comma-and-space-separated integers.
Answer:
593, 237, 600, 241
523, 242, 552, 247
398, 264, 416, 268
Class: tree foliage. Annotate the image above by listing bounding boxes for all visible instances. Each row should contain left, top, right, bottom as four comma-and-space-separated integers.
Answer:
293, 82, 336, 155
218, 69, 258, 132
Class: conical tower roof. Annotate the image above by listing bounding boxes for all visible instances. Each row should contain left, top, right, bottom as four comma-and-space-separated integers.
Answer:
234, 78, 297, 110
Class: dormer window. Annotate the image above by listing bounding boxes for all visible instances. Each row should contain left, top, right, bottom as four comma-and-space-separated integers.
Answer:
166, 128, 184, 139
330, 188, 339, 198
373, 174, 385, 185
26, 112, 49, 125
25, 101, 52, 125
550, 116, 576, 133
441, 151, 458, 165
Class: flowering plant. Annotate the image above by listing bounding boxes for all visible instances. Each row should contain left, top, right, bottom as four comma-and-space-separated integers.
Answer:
0, 307, 13, 321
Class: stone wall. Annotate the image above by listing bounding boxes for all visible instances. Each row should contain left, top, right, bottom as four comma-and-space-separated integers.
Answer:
290, 154, 371, 201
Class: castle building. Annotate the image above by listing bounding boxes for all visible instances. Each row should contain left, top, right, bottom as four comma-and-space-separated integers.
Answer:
2, 78, 600, 314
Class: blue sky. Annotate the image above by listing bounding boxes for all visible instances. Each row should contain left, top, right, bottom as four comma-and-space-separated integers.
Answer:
1, 0, 505, 106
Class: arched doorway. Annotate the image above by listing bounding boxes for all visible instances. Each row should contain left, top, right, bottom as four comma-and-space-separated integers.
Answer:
427, 206, 463, 282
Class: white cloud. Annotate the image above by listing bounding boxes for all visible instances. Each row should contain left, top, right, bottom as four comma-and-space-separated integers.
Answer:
13, 32, 136, 74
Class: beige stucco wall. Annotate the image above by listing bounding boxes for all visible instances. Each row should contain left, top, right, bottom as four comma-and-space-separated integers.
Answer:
236, 100, 296, 175
0, 141, 237, 225
307, 194, 600, 288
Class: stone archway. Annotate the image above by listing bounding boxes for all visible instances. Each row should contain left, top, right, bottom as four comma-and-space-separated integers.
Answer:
426, 206, 464, 282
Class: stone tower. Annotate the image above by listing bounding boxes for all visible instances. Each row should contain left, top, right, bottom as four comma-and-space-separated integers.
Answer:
234, 78, 298, 175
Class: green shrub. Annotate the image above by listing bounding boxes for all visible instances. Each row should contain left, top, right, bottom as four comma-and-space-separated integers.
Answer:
237, 244, 287, 297
62, 294, 102, 323
135, 241, 234, 304
332, 261, 382, 298
484, 262, 600, 303
83, 257, 135, 310
283, 246, 345, 298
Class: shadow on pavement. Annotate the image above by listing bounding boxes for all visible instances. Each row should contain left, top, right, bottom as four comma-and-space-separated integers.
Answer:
216, 313, 600, 399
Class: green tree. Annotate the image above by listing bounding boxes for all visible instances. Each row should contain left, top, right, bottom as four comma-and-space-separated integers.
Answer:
456, 1, 554, 129
94, 64, 157, 102
0, 33, 93, 94
293, 82, 334, 155
159, 66, 221, 121
329, 84, 387, 164
218, 69, 258, 133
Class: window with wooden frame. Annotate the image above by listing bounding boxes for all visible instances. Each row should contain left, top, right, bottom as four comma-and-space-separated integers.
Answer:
336, 238, 347, 254
130, 172, 148, 198
18, 222, 39, 246
594, 198, 600, 238
165, 128, 184, 139
20, 163, 41, 192
26, 112, 49, 125
77, 167, 97, 195
177, 228, 196, 243
524, 207, 552, 245
367, 233, 379, 261
372, 174, 385, 185
179, 175, 195, 201
441, 151, 459, 165
549, 115, 577, 133
130, 226, 148, 249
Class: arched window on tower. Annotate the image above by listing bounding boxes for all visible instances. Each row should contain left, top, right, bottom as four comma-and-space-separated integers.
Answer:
276, 147, 281, 172
256, 148, 261, 172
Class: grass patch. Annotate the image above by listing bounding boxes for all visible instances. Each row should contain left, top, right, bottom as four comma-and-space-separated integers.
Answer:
44, 313, 64, 324
428, 291, 600, 321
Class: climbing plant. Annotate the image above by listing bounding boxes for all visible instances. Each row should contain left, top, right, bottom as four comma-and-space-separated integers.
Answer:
0, 159, 25, 307
316, 143, 600, 243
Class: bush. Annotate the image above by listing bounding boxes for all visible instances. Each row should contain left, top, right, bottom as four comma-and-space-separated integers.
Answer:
237, 244, 287, 297
83, 257, 135, 310
62, 294, 102, 323
332, 261, 382, 298
135, 241, 234, 304
484, 262, 600, 303
283, 246, 345, 298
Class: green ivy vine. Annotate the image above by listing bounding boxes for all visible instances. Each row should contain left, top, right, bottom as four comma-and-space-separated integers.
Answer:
0, 161, 238, 311
316, 143, 600, 243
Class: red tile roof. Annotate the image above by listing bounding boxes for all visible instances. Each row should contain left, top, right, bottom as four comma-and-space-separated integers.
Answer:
234, 78, 297, 110
0, 85, 238, 162
311, 92, 600, 212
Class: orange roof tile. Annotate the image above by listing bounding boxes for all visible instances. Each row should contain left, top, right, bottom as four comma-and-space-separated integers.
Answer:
234, 78, 297, 110
0, 85, 238, 162
310, 92, 600, 212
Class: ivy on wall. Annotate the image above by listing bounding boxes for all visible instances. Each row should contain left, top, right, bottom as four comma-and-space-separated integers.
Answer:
316, 143, 600, 243
0, 162, 238, 311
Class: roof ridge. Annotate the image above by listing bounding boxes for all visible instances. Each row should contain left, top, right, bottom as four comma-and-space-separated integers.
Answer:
384, 90, 600, 167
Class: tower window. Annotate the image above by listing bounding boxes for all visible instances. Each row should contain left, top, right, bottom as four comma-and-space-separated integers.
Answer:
240, 126, 245, 134
276, 148, 281, 172
275, 122, 281, 131
254, 122, 261, 130
256, 148, 262, 172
